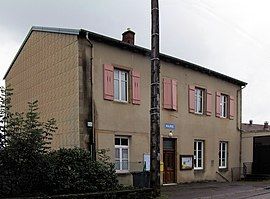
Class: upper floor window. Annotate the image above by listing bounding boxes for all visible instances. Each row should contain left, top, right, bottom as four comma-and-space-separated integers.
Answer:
220, 94, 228, 118
114, 69, 128, 102
195, 88, 204, 114
103, 64, 141, 104
115, 137, 129, 171
219, 141, 228, 169
189, 85, 212, 116
194, 140, 204, 170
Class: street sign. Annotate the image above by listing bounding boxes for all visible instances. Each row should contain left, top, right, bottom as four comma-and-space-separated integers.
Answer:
164, 123, 175, 130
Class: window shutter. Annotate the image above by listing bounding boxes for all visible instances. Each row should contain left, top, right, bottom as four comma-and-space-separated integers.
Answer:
188, 85, 195, 113
132, 70, 141, 105
229, 95, 235, 120
206, 91, 212, 116
172, 79, 177, 110
103, 64, 114, 100
215, 92, 221, 118
163, 78, 172, 109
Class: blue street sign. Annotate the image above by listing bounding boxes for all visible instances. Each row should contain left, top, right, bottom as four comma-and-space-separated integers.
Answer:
164, 123, 175, 130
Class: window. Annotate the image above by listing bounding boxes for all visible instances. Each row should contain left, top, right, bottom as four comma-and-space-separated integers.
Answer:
194, 140, 204, 170
195, 88, 204, 114
115, 137, 129, 171
219, 142, 228, 169
114, 69, 128, 102
220, 94, 228, 118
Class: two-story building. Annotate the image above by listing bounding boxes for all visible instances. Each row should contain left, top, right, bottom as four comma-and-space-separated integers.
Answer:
4, 26, 247, 185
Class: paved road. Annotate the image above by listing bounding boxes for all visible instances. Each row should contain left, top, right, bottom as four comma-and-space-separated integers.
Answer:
161, 181, 270, 199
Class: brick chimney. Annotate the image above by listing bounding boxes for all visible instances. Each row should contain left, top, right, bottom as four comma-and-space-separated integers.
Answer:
122, 28, 135, 45
249, 120, 253, 125
264, 121, 269, 130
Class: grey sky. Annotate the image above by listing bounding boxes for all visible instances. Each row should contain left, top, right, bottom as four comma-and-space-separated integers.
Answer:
0, 0, 269, 124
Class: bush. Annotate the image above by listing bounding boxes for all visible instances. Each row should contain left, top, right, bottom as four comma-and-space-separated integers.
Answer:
0, 87, 119, 197
45, 148, 119, 194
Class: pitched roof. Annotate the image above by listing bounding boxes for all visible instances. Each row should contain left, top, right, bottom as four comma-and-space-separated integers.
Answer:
242, 123, 270, 132
4, 26, 247, 87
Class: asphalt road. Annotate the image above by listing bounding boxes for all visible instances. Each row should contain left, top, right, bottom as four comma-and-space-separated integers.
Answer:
161, 181, 270, 199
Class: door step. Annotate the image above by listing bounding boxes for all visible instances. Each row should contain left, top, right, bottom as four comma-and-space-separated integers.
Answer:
163, 183, 177, 186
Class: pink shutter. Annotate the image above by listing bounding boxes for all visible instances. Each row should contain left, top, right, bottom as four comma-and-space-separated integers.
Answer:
206, 90, 212, 116
172, 79, 177, 110
216, 92, 221, 118
132, 70, 141, 105
163, 78, 172, 109
188, 85, 195, 113
103, 64, 114, 100
229, 96, 235, 120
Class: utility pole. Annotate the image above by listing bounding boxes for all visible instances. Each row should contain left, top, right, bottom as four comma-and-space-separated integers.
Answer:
150, 0, 160, 197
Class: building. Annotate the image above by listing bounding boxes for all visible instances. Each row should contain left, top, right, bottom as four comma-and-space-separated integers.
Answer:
4, 26, 247, 185
241, 121, 270, 176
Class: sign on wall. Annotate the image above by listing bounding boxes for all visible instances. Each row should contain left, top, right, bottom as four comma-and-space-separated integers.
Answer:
164, 123, 175, 130
180, 155, 193, 170
143, 154, 150, 171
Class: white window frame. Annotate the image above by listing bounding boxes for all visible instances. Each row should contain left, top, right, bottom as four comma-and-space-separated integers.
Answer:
114, 69, 128, 102
115, 137, 129, 172
219, 142, 228, 169
194, 140, 204, 170
195, 88, 204, 114
220, 94, 228, 118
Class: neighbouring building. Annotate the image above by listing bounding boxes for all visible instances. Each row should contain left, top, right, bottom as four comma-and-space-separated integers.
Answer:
241, 121, 270, 176
4, 26, 247, 185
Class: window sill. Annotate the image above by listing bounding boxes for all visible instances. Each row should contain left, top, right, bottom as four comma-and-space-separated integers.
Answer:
194, 112, 206, 116
113, 99, 128, 104
116, 170, 130, 175
220, 116, 228, 119
218, 168, 228, 172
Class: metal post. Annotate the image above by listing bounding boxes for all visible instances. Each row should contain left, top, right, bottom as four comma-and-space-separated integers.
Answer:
150, 0, 161, 197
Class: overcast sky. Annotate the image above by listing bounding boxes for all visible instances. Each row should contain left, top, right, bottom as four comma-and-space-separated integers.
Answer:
0, 0, 269, 124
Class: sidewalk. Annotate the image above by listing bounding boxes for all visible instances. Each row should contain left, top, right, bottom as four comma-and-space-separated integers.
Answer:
161, 181, 270, 199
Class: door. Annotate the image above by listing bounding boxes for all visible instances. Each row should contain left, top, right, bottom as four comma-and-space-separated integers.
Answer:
253, 136, 270, 174
163, 138, 176, 184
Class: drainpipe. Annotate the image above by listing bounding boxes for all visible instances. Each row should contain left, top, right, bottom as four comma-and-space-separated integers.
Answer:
85, 32, 96, 160
237, 85, 246, 170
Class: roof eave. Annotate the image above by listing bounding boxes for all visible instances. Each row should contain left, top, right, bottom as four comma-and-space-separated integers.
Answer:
4, 26, 247, 87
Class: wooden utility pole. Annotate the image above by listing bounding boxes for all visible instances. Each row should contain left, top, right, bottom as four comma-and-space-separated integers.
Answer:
150, 0, 160, 197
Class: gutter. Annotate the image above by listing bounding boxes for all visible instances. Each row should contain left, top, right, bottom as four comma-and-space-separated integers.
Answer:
85, 32, 96, 160
237, 85, 247, 169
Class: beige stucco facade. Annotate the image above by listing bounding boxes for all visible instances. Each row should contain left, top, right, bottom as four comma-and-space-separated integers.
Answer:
5, 28, 246, 185
5, 31, 80, 149
90, 40, 242, 184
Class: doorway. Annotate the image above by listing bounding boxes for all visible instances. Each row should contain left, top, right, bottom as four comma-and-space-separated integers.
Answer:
253, 136, 270, 174
163, 138, 176, 184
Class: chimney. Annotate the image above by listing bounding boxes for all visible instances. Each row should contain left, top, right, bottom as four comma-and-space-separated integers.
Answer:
264, 121, 269, 130
249, 120, 253, 125
122, 28, 135, 45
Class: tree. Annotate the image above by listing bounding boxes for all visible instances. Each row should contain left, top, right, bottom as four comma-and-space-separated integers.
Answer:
0, 86, 57, 196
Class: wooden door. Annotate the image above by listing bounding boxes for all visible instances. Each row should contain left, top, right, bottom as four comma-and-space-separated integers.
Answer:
163, 138, 176, 184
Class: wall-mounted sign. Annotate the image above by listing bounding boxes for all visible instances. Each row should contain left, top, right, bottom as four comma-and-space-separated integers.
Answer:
180, 155, 193, 170
143, 154, 150, 171
164, 123, 175, 130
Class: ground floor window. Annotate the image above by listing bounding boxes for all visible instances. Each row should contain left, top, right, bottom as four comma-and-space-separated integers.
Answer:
219, 141, 228, 169
194, 140, 204, 170
115, 137, 129, 171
